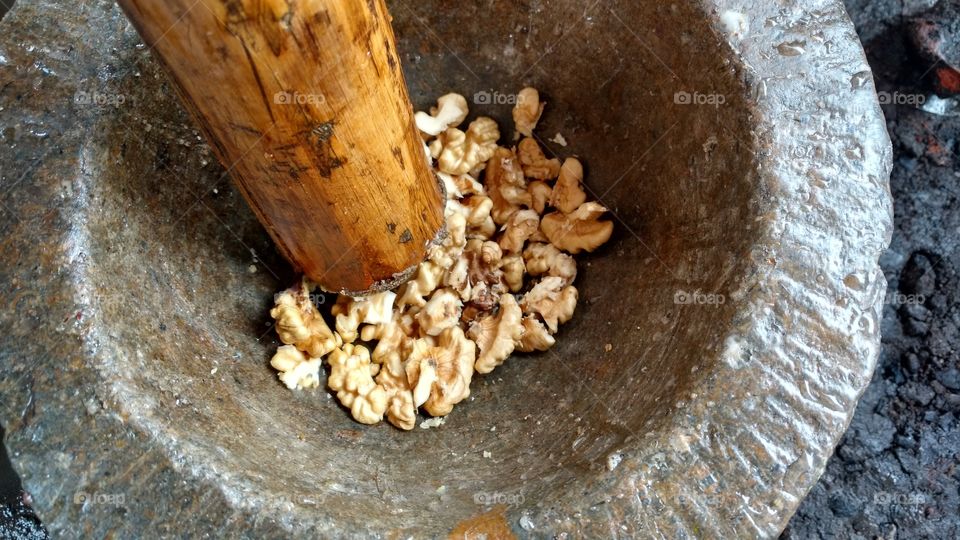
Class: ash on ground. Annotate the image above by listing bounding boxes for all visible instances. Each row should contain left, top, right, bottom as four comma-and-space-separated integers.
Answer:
783, 1, 960, 538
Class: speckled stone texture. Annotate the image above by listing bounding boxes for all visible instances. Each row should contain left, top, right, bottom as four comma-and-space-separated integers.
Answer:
0, 0, 892, 537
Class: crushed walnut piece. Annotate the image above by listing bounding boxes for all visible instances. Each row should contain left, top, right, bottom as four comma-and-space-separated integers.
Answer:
267, 88, 615, 429
513, 87, 545, 138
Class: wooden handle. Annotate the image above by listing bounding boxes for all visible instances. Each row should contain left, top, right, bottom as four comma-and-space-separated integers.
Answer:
116, 0, 445, 295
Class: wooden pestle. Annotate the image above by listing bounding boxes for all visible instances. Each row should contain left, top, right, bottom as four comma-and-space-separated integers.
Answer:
116, 0, 445, 295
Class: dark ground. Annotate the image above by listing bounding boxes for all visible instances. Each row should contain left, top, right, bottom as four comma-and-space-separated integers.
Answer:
783, 0, 960, 538
0, 1, 958, 538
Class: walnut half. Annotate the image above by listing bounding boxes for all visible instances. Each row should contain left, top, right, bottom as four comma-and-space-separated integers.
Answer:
406, 327, 476, 417
468, 294, 523, 374
431, 117, 500, 175
521, 276, 578, 333
270, 278, 338, 359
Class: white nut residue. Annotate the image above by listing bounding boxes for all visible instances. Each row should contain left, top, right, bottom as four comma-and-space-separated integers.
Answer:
720, 11, 749, 41
268, 88, 615, 429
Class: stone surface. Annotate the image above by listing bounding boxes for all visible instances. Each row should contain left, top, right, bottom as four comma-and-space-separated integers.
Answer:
0, 0, 892, 537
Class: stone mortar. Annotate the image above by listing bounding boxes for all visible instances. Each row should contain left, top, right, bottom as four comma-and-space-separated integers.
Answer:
0, 0, 892, 537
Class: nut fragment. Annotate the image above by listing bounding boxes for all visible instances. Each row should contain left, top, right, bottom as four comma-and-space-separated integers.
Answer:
270, 279, 338, 358
428, 212, 467, 269
384, 389, 416, 430
484, 147, 532, 225
440, 172, 484, 200
372, 342, 416, 430
368, 318, 418, 431
406, 327, 476, 416
468, 294, 523, 374
513, 87, 544, 138
501, 253, 526, 293
515, 316, 556, 353
361, 312, 413, 369
431, 117, 500, 175
439, 172, 461, 201
448, 196, 496, 239
528, 180, 553, 214
498, 209, 540, 253
416, 289, 463, 336
396, 261, 445, 310
541, 202, 614, 254
270, 345, 322, 390
415, 93, 469, 136
327, 344, 388, 425
333, 291, 397, 343
520, 276, 578, 333
523, 242, 578, 285
550, 158, 587, 214
453, 174, 484, 197
518, 137, 561, 180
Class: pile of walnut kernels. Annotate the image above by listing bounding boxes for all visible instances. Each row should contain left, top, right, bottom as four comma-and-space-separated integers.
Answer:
267, 88, 613, 430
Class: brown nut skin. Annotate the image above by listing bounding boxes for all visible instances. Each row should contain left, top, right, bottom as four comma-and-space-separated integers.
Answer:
521, 276, 579, 333
518, 137, 561, 180
550, 158, 587, 214
513, 87, 545, 138
406, 327, 476, 417
468, 294, 523, 374
515, 315, 556, 353
541, 202, 614, 254
484, 147, 532, 225
270, 278, 339, 358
